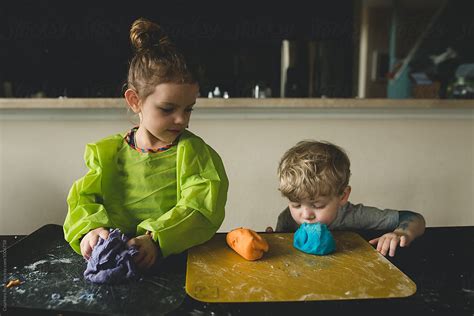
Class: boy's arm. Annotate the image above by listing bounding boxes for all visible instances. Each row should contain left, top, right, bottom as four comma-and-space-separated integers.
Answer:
369, 210, 425, 257
394, 211, 426, 243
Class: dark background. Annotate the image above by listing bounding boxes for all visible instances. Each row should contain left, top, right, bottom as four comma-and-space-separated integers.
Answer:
0, 0, 354, 98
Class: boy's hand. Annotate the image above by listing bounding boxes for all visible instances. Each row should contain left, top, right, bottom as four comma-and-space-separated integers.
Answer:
127, 234, 159, 270
369, 231, 412, 257
80, 227, 110, 260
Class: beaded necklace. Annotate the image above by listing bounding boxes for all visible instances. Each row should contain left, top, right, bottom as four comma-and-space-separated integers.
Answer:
125, 126, 176, 153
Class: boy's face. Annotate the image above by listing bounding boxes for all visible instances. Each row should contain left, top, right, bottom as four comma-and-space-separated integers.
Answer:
288, 187, 351, 226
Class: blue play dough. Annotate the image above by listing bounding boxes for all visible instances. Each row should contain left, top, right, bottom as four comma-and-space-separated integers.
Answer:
293, 222, 336, 255
84, 229, 139, 284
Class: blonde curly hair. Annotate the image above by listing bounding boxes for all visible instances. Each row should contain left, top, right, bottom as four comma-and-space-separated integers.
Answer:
277, 140, 351, 202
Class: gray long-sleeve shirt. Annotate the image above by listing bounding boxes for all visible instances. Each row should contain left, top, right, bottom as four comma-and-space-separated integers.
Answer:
275, 201, 401, 233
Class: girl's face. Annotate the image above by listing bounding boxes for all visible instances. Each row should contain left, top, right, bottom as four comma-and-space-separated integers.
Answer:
138, 82, 199, 146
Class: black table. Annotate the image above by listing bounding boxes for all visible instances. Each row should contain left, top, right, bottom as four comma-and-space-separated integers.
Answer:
1, 225, 473, 315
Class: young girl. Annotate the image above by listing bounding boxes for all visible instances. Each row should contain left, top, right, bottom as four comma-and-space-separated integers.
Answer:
63, 18, 228, 270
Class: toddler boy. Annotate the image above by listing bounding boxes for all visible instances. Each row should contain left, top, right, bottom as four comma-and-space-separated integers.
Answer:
273, 140, 425, 257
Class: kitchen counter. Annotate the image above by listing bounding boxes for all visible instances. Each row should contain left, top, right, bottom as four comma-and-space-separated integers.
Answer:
0, 98, 473, 109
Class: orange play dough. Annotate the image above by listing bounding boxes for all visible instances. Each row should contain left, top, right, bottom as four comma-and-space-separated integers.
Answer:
5, 279, 21, 288
226, 228, 269, 261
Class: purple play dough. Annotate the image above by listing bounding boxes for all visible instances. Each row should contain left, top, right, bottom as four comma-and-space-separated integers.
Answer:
84, 229, 139, 284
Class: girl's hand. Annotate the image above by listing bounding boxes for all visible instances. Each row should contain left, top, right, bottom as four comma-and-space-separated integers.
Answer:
80, 227, 110, 260
127, 234, 159, 270
369, 231, 412, 257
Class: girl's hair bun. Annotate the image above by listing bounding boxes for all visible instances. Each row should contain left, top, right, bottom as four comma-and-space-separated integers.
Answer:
129, 18, 171, 53
127, 17, 199, 96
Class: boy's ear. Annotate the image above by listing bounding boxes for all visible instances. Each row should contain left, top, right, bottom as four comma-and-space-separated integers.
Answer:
339, 186, 351, 206
124, 89, 141, 113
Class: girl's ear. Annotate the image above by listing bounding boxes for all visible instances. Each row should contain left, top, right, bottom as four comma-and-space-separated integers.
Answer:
124, 89, 141, 113
339, 186, 351, 207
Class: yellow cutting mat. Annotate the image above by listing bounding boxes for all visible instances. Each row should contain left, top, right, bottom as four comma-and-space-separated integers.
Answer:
186, 232, 416, 302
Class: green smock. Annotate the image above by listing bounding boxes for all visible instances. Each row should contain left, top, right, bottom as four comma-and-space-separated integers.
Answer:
63, 130, 228, 258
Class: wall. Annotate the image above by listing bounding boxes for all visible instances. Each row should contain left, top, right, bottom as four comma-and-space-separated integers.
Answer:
1, 104, 473, 235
